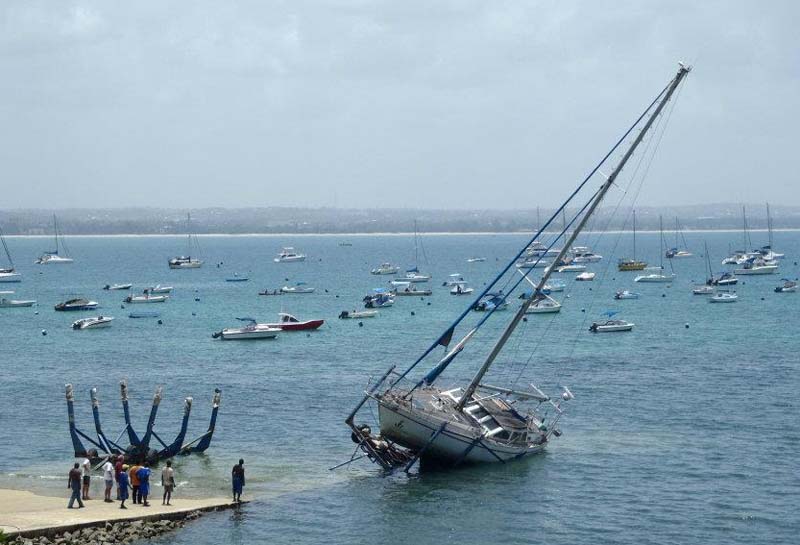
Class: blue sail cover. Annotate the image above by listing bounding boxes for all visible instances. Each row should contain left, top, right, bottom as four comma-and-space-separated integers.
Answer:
406, 267, 419, 273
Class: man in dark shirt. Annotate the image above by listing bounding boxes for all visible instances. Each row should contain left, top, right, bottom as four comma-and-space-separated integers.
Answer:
67, 463, 84, 509
231, 459, 245, 503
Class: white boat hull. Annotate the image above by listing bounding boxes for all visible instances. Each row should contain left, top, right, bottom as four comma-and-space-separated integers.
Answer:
218, 327, 279, 340
591, 324, 634, 332
72, 317, 114, 329
37, 255, 73, 264
0, 299, 36, 308
125, 295, 168, 303
378, 402, 545, 464
274, 256, 306, 263
169, 260, 203, 269
0, 272, 22, 283
734, 266, 778, 275
634, 274, 675, 283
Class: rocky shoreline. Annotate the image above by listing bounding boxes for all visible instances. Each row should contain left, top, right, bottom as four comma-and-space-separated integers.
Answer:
9, 510, 203, 545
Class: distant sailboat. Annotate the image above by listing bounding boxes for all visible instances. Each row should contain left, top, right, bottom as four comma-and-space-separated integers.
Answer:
401, 221, 431, 282
168, 213, 203, 269
618, 210, 647, 271
665, 217, 692, 258
0, 226, 22, 282
635, 215, 675, 283
35, 215, 74, 264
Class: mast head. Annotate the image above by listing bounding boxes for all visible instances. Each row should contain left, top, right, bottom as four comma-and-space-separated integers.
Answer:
120, 380, 128, 401
212, 388, 222, 408
90, 387, 99, 407
678, 61, 692, 73
153, 386, 163, 405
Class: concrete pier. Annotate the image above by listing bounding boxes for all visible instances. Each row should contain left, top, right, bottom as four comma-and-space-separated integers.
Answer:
0, 489, 239, 538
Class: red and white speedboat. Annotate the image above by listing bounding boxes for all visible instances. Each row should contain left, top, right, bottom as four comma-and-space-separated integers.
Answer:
265, 312, 324, 331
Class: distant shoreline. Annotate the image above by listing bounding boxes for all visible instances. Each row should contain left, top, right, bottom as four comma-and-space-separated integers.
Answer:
2, 228, 798, 238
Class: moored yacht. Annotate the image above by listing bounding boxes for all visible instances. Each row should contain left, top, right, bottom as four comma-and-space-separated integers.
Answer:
0, 291, 36, 308
55, 298, 98, 311
274, 247, 306, 263
734, 257, 778, 275
0, 226, 21, 282
709, 290, 738, 303
213, 319, 281, 340
570, 246, 603, 263
72, 316, 114, 330
36, 215, 74, 265
775, 279, 797, 293
168, 213, 203, 269
371, 263, 400, 275
124, 293, 169, 304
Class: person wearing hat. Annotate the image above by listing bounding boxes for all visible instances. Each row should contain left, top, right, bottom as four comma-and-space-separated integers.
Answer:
118, 464, 130, 509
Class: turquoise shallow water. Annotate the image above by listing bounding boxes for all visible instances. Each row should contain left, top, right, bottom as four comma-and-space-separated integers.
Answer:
1, 231, 798, 544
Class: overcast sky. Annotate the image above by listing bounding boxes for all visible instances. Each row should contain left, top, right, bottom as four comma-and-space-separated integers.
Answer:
1, 1, 797, 210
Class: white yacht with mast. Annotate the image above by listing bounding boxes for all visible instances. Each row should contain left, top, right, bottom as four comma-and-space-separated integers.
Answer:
0, 226, 21, 282
635, 215, 675, 283
168, 213, 203, 269
35, 215, 74, 264
400, 221, 431, 282
341, 64, 692, 471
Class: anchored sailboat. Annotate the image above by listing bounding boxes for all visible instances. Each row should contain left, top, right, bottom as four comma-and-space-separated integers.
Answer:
35, 215, 74, 264
634, 215, 675, 283
342, 64, 692, 471
400, 221, 431, 282
0, 226, 21, 282
618, 210, 647, 271
168, 213, 203, 269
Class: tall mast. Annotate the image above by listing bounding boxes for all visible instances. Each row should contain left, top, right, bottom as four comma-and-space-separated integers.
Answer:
455, 64, 691, 411
53, 214, 59, 254
766, 202, 773, 248
741, 205, 747, 251
187, 213, 192, 256
675, 216, 679, 249
633, 209, 637, 260
704, 240, 711, 279
414, 220, 419, 266
0, 226, 13, 268
659, 215, 664, 269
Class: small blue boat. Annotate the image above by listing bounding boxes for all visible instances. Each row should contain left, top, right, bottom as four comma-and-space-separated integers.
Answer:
129, 311, 161, 319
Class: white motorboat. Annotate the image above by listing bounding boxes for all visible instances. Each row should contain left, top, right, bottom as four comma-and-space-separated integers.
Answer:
570, 246, 603, 263
614, 290, 640, 300
589, 318, 634, 332
103, 283, 132, 291
371, 263, 400, 275
774, 279, 797, 293
274, 247, 306, 263
556, 264, 586, 273
0, 291, 36, 308
526, 240, 560, 258
391, 282, 432, 296
280, 282, 315, 294
342, 64, 691, 471
450, 282, 474, 295
364, 290, 395, 308
575, 272, 595, 281
339, 309, 379, 319
524, 294, 562, 314
145, 285, 173, 294
472, 293, 509, 312
443, 273, 465, 286
36, 215, 74, 265
401, 270, 431, 283
543, 279, 566, 293
516, 258, 550, 269
709, 291, 738, 303
124, 294, 169, 304
735, 258, 778, 275
666, 249, 693, 258
55, 298, 98, 311
72, 316, 114, 330
169, 213, 204, 269
467, 257, 487, 263
634, 271, 675, 283
213, 319, 281, 340
692, 285, 714, 295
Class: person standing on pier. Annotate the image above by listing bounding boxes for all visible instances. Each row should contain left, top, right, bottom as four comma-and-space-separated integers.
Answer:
114, 455, 124, 500
129, 462, 141, 504
102, 458, 114, 503
81, 457, 92, 501
161, 460, 175, 506
137, 462, 152, 507
67, 462, 84, 509
231, 459, 245, 503
118, 464, 130, 509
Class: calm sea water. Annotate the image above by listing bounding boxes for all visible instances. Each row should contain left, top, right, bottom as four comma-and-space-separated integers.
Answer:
1, 231, 798, 544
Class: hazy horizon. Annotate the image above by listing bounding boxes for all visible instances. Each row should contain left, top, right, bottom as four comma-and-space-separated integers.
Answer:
2, 1, 798, 209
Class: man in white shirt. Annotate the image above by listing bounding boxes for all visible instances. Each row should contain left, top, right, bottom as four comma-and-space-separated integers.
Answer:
161, 460, 175, 505
102, 458, 115, 503
81, 457, 92, 500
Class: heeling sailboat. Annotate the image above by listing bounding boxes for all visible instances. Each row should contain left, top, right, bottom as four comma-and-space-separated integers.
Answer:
0, 226, 22, 282
35, 215, 74, 264
343, 64, 692, 470
168, 213, 203, 269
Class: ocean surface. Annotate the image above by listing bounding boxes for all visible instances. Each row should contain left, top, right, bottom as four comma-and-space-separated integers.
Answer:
1, 231, 798, 544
